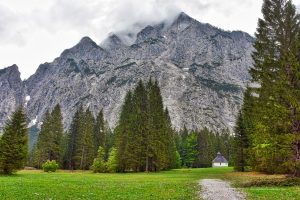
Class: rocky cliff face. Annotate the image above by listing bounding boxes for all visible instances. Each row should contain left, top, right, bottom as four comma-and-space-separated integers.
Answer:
0, 12, 254, 132
0, 65, 24, 130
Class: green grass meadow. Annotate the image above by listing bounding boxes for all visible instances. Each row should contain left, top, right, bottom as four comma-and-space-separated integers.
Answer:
0, 167, 299, 200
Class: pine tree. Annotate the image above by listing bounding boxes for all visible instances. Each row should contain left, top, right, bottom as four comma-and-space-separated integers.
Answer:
64, 106, 83, 169
115, 91, 134, 172
103, 121, 114, 161
0, 107, 28, 174
94, 109, 105, 156
179, 125, 189, 167
107, 147, 118, 172
75, 108, 95, 170
33, 105, 64, 168
50, 105, 64, 163
250, 0, 300, 175
91, 146, 106, 173
164, 108, 177, 169
234, 111, 248, 172
185, 131, 198, 167
197, 128, 211, 168
115, 80, 176, 172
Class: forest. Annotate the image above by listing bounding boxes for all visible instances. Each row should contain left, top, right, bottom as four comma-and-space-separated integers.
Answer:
1, 0, 300, 180
0, 79, 231, 174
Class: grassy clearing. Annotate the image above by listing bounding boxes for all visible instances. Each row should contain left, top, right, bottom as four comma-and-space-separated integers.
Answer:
0, 168, 232, 200
224, 172, 300, 200
1, 168, 299, 199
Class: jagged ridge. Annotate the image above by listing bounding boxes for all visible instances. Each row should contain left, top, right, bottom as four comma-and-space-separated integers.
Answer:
0, 12, 254, 134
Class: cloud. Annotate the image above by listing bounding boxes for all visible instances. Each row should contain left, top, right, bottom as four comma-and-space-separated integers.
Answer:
0, 3, 27, 46
1, 0, 298, 79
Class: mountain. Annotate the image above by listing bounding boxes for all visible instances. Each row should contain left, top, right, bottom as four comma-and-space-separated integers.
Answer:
0, 65, 25, 130
0, 12, 254, 133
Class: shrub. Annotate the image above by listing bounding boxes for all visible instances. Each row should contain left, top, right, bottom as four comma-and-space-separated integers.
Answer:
42, 160, 59, 172
92, 147, 106, 173
175, 151, 182, 169
107, 148, 118, 172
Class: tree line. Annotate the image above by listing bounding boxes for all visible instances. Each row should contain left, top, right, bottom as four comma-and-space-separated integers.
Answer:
0, 79, 233, 174
233, 0, 300, 177
176, 126, 233, 168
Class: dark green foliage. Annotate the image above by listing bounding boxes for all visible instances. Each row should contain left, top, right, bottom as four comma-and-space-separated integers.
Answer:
33, 105, 64, 168
196, 128, 215, 168
94, 109, 105, 156
0, 107, 28, 174
233, 111, 248, 172
233, 88, 252, 172
42, 160, 59, 172
175, 151, 182, 169
115, 80, 177, 172
245, 0, 300, 176
74, 108, 95, 170
64, 107, 83, 169
176, 127, 233, 168
103, 121, 114, 161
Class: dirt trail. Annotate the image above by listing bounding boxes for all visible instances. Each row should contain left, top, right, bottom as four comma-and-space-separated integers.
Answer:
199, 179, 245, 200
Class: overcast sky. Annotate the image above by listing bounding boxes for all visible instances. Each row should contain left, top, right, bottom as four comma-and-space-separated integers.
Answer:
0, 0, 299, 79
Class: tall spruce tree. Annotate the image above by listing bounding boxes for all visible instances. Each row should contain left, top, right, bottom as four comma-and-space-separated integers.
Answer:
33, 105, 64, 167
0, 107, 28, 174
94, 109, 105, 155
250, 0, 300, 175
75, 108, 95, 170
115, 80, 176, 172
115, 90, 134, 172
64, 106, 83, 169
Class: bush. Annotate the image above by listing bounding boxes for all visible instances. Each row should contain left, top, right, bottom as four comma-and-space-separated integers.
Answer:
92, 147, 106, 173
107, 148, 118, 172
42, 160, 59, 172
175, 151, 182, 169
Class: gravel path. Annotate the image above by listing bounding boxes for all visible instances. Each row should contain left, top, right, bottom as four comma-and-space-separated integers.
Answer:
199, 179, 245, 200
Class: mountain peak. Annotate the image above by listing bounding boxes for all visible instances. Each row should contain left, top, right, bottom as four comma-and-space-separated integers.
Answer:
60, 36, 103, 59
101, 33, 125, 49
77, 36, 99, 48
174, 12, 194, 23
0, 64, 20, 76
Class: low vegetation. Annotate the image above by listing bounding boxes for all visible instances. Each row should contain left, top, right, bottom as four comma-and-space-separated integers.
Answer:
225, 172, 300, 200
42, 160, 59, 172
0, 168, 231, 200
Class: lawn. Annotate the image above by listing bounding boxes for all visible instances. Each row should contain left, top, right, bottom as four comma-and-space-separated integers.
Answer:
0, 168, 231, 200
0, 168, 299, 200
225, 172, 300, 200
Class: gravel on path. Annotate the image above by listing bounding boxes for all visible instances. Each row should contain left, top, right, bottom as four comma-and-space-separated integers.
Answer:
199, 179, 245, 200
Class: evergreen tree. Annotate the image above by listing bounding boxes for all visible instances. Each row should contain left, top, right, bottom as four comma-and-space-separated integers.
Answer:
94, 109, 105, 155
0, 107, 28, 174
250, 0, 300, 175
115, 80, 177, 172
50, 105, 64, 163
74, 108, 95, 170
179, 125, 189, 167
115, 91, 134, 172
234, 111, 248, 172
185, 131, 198, 167
175, 151, 182, 169
103, 121, 114, 161
107, 147, 118, 172
64, 106, 83, 169
91, 146, 106, 173
33, 105, 64, 167
197, 128, 212, 167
